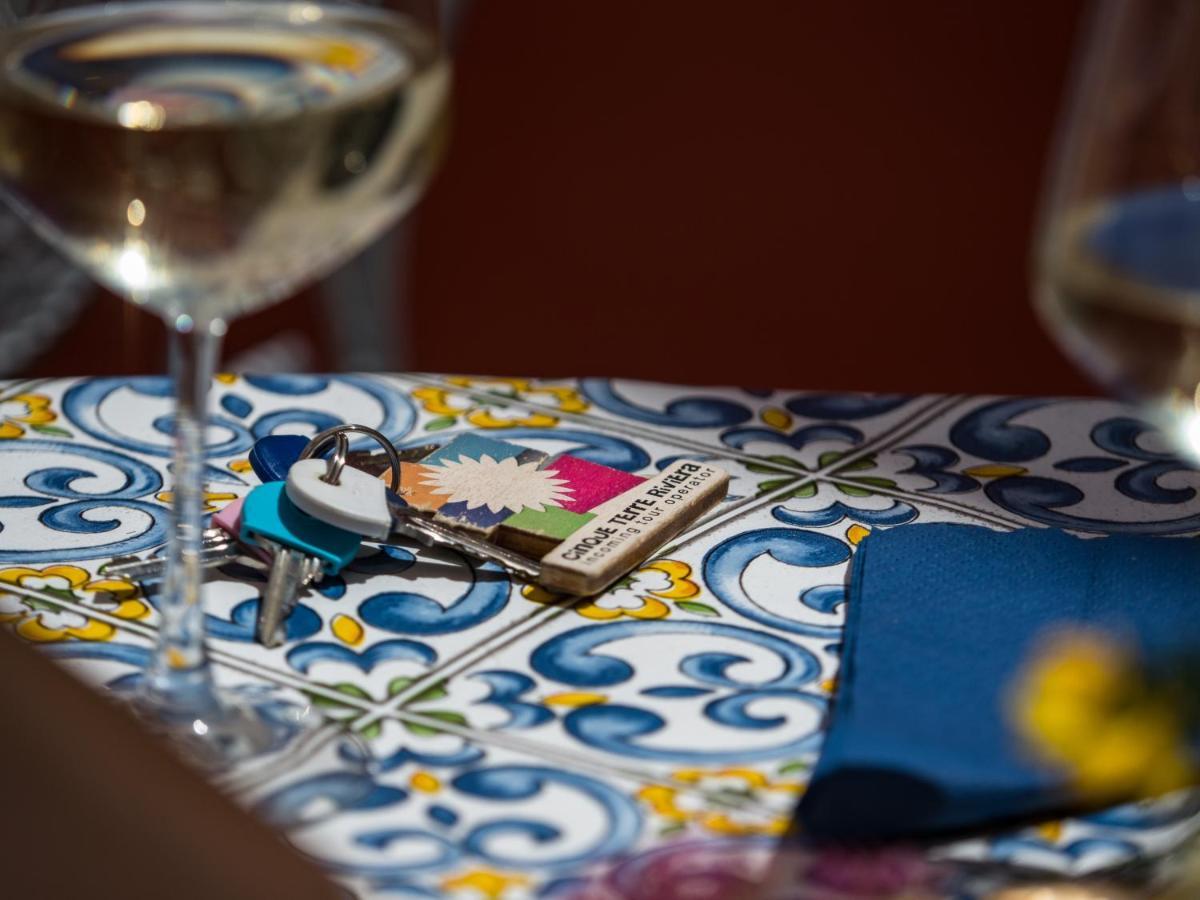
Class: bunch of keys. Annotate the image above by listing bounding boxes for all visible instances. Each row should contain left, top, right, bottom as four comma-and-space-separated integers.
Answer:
107, 424, 729, 648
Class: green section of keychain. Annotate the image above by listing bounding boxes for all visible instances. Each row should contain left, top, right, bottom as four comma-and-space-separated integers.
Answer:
502, 505, 595, 540
241, 481, 361, 573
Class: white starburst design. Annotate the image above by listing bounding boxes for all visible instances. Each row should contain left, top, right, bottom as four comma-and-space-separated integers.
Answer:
420, 454, 574, 514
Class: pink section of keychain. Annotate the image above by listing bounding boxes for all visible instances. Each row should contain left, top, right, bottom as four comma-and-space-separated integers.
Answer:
213, 496, 271, 563
213, 496, 245, 536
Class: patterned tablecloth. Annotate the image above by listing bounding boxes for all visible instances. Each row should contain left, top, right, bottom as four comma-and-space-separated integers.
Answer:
2, 374, 1199, 897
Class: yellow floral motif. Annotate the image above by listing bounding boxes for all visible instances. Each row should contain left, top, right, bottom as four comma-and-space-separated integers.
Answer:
543, 692, 608, 707
1035, 820, 1064, 843
331, 613, 364, 646
227, 459, 254, 474
445, 376, 589, 414
639, 767, 800, 836
0, 393, 60, 439
412, 385, 559, 430
214, 373, 238, 384
441, 868, 530, 899
760, 406, 793, 431
409, 771, 441, 793
522, 559, 702, 620
412, 377, 589, 432
1011, 630, 1194, 800
0, 565, 150, 642
155, 489, 239, 513
964, 463, 1028, 479
845, 524, 870, 545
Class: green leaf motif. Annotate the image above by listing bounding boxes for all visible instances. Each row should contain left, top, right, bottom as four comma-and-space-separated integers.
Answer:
676, 600, 719, 617
848, 476, 897, 489
744, 455, 806, 474
307, 682, 372, 712
756, 478, 797, 495
659, 822, 687, 837
778, 760, 811, 775
412, 681, 449, 704
30, 424, 73, 438
817, 450, 846, 468
782, 482, 818, 500
834, 454, 876, 473
424, 415, 457, 432
835, 482, 872, 498
402, 710, 468, 737
24, 595, 63, 614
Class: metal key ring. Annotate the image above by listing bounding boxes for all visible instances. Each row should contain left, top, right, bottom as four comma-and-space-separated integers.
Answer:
322, 432, 349, 486
299, 424, 402, 493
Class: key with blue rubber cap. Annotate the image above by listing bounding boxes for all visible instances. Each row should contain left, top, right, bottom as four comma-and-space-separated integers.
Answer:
240, 481, 362, 648
250, 433, 439, 485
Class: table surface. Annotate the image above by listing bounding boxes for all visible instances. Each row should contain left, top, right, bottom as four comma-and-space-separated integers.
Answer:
2, 374, 1197, 897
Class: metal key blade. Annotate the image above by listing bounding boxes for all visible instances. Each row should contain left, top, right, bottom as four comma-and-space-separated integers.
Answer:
103, 545, 243, 581
100, 529, 241, 581
257, 541, 319, 649
387, 509, 542, 582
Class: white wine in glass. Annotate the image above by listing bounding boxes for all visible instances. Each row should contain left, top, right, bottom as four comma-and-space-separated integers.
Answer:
0, 0, 448, 769
1037, 0, 1200, 464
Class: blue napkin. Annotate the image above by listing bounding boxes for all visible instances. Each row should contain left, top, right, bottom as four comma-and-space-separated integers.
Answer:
796, 524, 1200, 840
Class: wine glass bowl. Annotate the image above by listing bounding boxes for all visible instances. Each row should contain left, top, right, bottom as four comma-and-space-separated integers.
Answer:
0, 0, 448, 770
0, 1, 448, 323
1035, 0, 1200, 464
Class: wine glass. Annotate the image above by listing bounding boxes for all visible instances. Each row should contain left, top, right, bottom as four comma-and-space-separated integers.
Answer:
0, 0, 449, 770
1035, 0, 1200, 464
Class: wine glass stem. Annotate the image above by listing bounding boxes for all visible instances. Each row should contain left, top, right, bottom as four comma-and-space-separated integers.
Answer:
141, 319, 224, 716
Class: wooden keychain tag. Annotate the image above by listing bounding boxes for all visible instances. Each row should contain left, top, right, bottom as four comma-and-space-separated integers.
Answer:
396, 434, 729, 595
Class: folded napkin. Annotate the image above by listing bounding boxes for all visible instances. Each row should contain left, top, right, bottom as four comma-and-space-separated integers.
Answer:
797, 525, 1200, 841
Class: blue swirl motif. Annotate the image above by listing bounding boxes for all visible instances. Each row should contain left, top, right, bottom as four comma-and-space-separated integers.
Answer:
61, 375, 416, 458
471, 671, 556, 729
0, 440, 169, 562
721, 423, 862, 454
702, 526, 850, 638
984, 835, 1142, 871
399, 428, 651, 472
894, 445, 979, 494
1082, 791, 1200, 830
359, 556, 511, 636
949, 397, 1057, 462
719, 393, 911, 454
258, 765, 642, 883
950, 401, 1200, 533
771, 500, 919, 529
287, 639, 436, 675
580, 379, 753, 428
530, 621, 826, 762
784, 394, 913, 421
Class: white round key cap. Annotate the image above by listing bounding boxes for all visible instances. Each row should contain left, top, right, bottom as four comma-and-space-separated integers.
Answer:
286, 458, 393, 540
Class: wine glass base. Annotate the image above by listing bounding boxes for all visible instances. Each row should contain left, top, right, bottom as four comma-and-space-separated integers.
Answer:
126, 685, 360, 784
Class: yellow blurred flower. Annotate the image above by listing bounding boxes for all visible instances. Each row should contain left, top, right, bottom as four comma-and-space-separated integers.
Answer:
1011, 630, 1195, 800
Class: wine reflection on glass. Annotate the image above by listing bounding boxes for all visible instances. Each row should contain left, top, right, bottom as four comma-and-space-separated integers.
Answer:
0, 0, 449, 771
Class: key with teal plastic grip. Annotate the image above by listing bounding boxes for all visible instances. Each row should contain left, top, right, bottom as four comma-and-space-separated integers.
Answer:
240, 481, 362, 647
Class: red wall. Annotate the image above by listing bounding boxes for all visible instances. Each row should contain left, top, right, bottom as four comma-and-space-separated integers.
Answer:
29, 2, 1095, 396
410, 1, 1095, 394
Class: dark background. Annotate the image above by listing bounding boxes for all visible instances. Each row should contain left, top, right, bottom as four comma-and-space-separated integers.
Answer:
25, 0, 1097, 396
